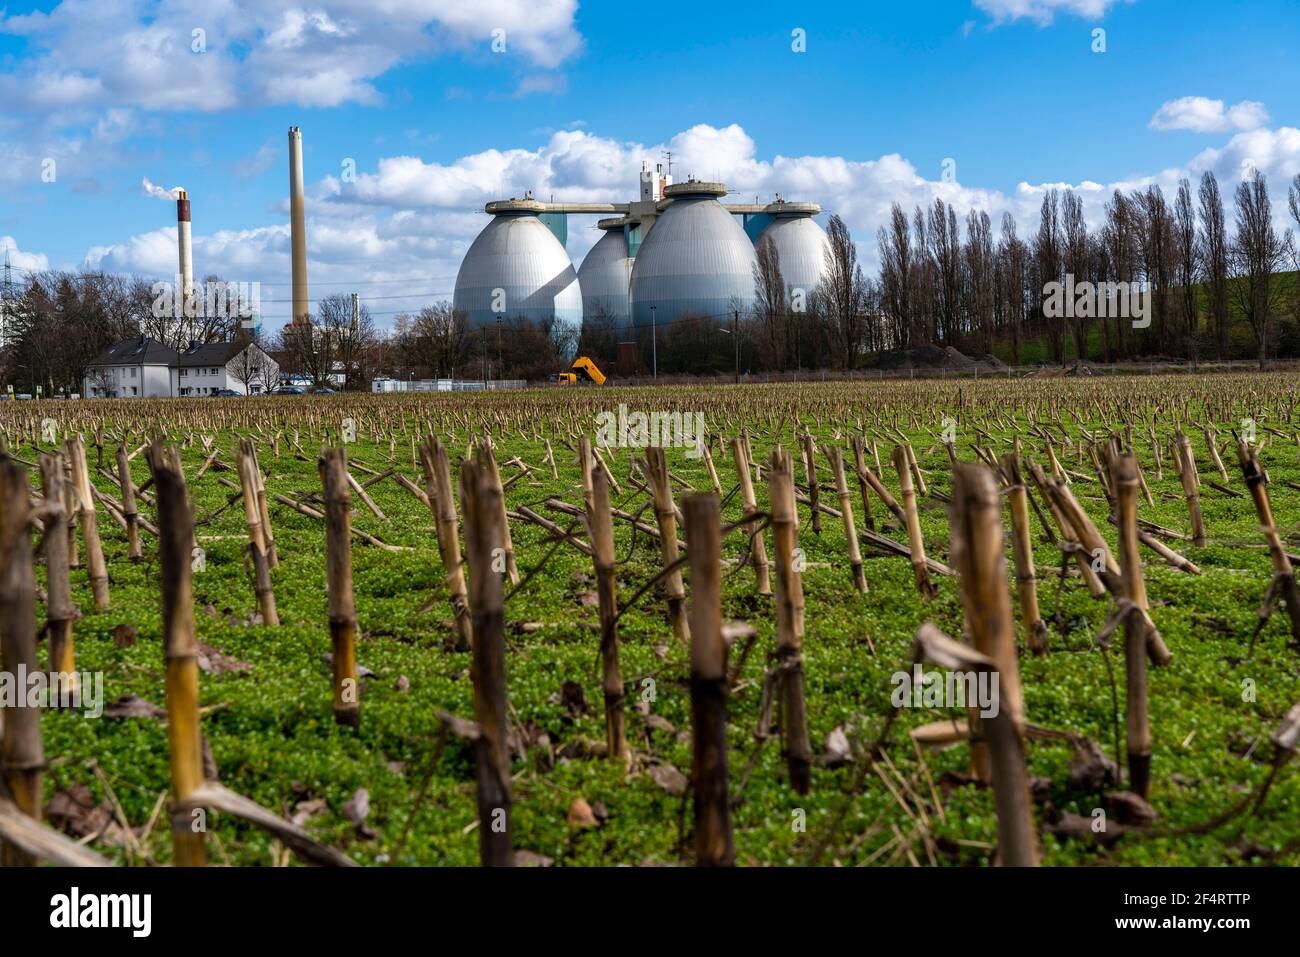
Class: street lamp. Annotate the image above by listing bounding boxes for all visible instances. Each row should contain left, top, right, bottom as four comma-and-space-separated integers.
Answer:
719, 312, 740, 385
650, 305, 657, 379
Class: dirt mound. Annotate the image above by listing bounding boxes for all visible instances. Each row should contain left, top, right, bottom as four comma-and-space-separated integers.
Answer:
1028, 360, 1096, 378
867, 345, 948, 371
867, 345, 1006, 374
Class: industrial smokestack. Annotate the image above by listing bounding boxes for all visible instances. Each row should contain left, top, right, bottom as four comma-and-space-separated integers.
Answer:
176, 189, 194, 339
288, 126, 309, 326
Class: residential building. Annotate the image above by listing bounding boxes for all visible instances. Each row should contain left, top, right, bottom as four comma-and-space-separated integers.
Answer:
174, 340, 279, 396
82, 336, 176, 398
83, 336, 280, 398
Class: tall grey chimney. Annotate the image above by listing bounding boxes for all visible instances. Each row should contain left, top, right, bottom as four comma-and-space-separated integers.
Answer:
288, 127, 309, 326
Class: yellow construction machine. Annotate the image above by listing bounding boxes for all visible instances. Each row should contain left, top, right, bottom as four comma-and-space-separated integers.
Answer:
555, 356, 606, 385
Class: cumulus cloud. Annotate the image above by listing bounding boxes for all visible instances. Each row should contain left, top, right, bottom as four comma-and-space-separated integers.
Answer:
0, 236, 51, 273
972, 0, 1132, 25
0, 0, 584, 115
75, 119, 1300, 330
1149, 96, 1270, 133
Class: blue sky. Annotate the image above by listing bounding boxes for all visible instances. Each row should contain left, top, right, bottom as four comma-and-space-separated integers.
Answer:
1, 0, 1297, 328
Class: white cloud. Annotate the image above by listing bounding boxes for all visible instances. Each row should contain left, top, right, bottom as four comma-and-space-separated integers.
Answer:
74, 120, 1300, 331
1150, 96, 1270, 133
512, 73, 569, 98
1185, 126, 1300, 185
233, 142, 281, 179
0, 105, 143, 190
0, 236, 51, 273
973, 0, 1131, 25
0, 0, 584, 115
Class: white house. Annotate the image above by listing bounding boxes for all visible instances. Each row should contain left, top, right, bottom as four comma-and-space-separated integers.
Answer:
174, 340, 279, 396
83, 336, 280, 398
82, 337, 176, 398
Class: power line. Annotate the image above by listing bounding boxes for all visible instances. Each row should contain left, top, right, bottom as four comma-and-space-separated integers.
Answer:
2, 263, 462, 284
256, 290, 455, 304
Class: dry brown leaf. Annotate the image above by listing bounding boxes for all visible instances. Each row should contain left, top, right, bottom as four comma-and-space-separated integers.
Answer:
102, 694, 165, 720
649, 764, 688, 797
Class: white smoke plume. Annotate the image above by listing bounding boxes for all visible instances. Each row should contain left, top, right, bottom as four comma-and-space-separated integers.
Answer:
142, 178, 184, 200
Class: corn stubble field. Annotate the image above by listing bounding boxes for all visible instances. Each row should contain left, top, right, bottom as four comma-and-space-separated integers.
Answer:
2, 373, 1300, 868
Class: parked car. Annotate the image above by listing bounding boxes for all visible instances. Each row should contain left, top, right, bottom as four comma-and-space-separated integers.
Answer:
311, 386, 337, 394
270, 385, 306, 396
209, 388, 240, 397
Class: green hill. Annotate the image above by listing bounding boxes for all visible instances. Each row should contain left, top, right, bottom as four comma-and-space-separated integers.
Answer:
990, 270, 1300, 365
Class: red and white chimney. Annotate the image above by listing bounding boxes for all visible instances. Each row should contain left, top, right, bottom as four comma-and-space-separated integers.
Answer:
177, 189, 194, 337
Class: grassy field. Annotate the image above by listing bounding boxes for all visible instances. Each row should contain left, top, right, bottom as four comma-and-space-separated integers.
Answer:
12, 374, 1300, 867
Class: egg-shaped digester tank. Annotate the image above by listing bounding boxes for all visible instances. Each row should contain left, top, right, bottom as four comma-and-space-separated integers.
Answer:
755, 204, 830, 307
453, 200, 583, 347
629, 181, 757, 330
577, 218, 633, 336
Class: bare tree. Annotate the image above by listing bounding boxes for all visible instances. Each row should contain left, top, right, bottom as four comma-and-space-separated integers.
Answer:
751, 234, 789, 370
1033, 190, 1065, 364
1197, 172, 1230, 359
926, 199, 961, 346
278, 318, 334, 388
1101, 190, 1138, 360
1230, 170, 1292, 367
963, 209, 995, 355
1061, 191, 1089, 360
877, 203, 914, 350
995, 213, 1028, 364
319, 294, 378, 390
1135, 186, 1175, 355
575, 304, 620, 371
228, 334, 276, 395
85, 367, 115, 398
1289, 174, 1300, 330
1174, 178, 1200, 361
1088, 229, 1112, 361
411, 302, 472, 378
815, 214, 866, 369
910, 206, 933, 348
